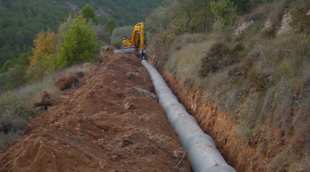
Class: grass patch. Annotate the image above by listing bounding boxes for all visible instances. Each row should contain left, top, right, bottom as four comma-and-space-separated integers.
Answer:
126, 72, 133, 80
148, 1, 310, 168
0, 64, 84, 152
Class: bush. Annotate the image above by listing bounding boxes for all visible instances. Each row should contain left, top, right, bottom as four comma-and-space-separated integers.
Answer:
111, 26, 133, 48
0, 68, 62, 152
199, 42, 230, 77
246, 68, 271, 91
57, 16, 100, 68
290, 6, 310, 34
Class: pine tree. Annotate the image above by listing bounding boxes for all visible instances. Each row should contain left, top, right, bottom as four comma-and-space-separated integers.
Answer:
57, 16, 100, 68
104, 19, 117, 35
80, 4, 99, 25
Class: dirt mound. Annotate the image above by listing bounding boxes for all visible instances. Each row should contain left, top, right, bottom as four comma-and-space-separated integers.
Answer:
104, 46, 117, 56
54, 74, 79, 91
0, 54, 191, 171
34, 91, 63, 107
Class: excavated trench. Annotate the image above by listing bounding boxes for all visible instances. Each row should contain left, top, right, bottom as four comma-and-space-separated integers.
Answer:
0, 48, 257, 172
146, 57, 263, 172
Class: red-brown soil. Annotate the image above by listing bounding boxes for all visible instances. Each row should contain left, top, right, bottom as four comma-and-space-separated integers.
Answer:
0, 52, 191, 172
34, 91, 64, 107
54, 74, 79, 91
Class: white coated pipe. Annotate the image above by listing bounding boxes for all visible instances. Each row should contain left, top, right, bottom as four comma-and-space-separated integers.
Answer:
113, 48, 135, 54
141, 59, 236, 172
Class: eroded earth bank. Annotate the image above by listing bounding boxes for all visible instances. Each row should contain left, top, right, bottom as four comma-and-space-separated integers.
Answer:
0, 51, 191, 172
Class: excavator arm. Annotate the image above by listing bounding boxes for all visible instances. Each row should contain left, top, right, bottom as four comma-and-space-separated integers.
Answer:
122, 22, 145, 51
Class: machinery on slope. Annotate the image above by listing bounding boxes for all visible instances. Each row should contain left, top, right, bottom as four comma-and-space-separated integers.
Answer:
123, 22, 145, 51
114, 22, 145, 54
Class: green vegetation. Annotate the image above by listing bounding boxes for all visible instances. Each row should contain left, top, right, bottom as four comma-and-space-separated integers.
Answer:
0, 0, 164, 154
0, 0, 163, 72
110, 26, 133, 48
0, 72, 60, 151
126, 72, 134, 80
104, 19, 117, 35
0, 0, 69, 66
0, 4, 101, 151
80, 4, 99, 25
0, 64, 87, 152
147, 0, 310, 170
57, 16, 100, 68
0, 0, 163, 152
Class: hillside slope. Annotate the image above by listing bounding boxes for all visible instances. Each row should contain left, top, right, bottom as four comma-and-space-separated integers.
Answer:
147, 1, 310, 171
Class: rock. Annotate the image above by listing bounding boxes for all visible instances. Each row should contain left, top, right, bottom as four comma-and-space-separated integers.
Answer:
97, 46, 118, 63
277, 13, 292, 35
234, 21, 254, 35
125, 87, 157, 102
263, 18, 273, 31
34, 91, 62, 107
124, 103, 131, 109
54, 74, 79, 91
83, 62, 98, 71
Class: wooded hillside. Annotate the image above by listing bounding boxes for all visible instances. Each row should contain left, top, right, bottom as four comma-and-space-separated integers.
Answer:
0, 0, 162, 67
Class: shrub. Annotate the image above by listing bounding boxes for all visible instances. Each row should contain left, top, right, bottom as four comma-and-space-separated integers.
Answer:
246, 68, 271, 91
199, 42, 230, 77
57, 16, 100, 68
0, 67, 64, 152
126, 72, 133, 80
110, 26, 133, 48
290, 6, 310, 34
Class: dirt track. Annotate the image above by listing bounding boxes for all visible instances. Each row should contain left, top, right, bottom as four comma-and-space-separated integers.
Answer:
0, 52, 191, 171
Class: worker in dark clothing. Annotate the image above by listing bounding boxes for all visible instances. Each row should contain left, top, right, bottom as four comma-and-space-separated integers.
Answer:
140, 50, 147, 61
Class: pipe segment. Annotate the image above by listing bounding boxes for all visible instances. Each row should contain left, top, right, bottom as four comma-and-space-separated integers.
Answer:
141, 59, 236, 172
113, 48, 135, 54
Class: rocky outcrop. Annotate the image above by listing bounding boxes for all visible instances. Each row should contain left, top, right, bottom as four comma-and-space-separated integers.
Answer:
276, 13, 292, 35
234, 21, 254, 35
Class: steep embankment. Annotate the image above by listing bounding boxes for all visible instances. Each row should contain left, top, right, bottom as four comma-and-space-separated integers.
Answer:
157, 71, 259, 172
0, 51, 191, 171
148, 37, 310, 172
147, 37, 292, 171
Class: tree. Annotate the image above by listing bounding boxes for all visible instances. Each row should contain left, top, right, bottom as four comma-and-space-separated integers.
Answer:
0, 60, 13, 73
104, 19, 117, 35
57, 16, 100, 68
93, 25, 110, 45
0, 34, 5, 47
57, 15, 75, 41
210, 0, 238, 26
80, 4, 99, 25
4, 64, 27, 90
161, 0, 213, 33
146, 6, 172, 33
110, 26, 132, 48
26, 31, 57, 80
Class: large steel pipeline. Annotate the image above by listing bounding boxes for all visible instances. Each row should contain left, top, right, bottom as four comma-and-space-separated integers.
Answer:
141, 59, 236, 172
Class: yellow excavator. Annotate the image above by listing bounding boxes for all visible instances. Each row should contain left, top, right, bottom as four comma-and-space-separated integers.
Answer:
123, 22, 145, 51
113, 22, 145, 55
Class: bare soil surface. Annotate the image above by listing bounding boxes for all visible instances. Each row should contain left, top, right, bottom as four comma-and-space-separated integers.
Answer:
0, 52, 191, 172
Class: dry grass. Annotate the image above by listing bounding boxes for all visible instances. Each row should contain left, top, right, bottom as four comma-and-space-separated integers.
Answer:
0, 64, 85, 152
163, 33, 216, 90
148, 0, 310, 169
